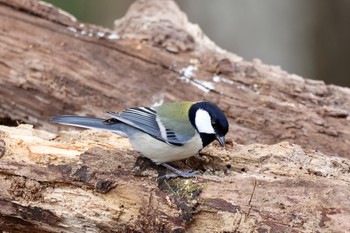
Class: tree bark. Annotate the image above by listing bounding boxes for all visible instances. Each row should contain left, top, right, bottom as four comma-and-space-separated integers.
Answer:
1, 124, 349, 232
0, 0, 349, 158
0, 0, 349, 232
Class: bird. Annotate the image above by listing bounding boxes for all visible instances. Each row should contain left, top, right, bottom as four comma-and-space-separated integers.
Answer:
51, 101, 229, 178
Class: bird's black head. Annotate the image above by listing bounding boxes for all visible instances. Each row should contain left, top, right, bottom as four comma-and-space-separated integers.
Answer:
189, 101, 229, 147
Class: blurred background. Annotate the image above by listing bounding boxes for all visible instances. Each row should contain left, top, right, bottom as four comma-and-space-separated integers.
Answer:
44, 0, 350, 87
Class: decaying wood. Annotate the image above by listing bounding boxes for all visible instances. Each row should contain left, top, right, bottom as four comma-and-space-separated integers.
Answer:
0, 0, 349, 158
0, 124, 349, 232
0, 0, 350, 232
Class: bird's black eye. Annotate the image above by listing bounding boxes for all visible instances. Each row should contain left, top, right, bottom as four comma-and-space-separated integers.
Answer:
211, 121, 216, 126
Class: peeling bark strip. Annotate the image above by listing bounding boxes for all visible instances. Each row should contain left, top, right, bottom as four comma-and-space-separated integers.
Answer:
0, 200, 61, 226
0, 0, 349, 158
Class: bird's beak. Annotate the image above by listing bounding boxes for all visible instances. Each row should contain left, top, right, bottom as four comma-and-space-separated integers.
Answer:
216, 135, 225, 147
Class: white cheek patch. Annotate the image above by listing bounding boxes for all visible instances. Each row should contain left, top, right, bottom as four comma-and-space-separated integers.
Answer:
195, 109, 215, 134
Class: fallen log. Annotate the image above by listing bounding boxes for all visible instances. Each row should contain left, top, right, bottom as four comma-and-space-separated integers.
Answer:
0, 124, 349, 232
0, 0, 350, 232
0, 0, 349, 157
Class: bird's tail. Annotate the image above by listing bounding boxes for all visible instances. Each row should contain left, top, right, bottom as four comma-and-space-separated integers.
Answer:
51, 115, 128, 137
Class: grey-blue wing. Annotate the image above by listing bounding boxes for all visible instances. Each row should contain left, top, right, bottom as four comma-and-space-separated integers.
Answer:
52, 107, 189, 146
51, 115, 130, 137
106, 107, 185, 146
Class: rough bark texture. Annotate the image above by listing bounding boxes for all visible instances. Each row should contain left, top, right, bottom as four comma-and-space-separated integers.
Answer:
0, 0, 349, 158
1, 125, 349, 232
0, 0, 350, 232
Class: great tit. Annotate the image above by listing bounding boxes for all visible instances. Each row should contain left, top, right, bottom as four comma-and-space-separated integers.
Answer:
51, 101, 229, 178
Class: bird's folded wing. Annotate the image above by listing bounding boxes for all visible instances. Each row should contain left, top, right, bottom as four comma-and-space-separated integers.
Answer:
106, 107, 184, 146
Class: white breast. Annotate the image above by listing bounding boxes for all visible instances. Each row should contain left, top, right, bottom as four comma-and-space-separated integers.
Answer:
129, 132, 203, 163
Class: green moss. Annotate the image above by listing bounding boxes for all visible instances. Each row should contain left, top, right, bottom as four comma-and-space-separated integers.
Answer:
164, 179, 202, 199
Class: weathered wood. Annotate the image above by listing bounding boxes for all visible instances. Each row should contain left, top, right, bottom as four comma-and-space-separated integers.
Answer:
0, 0, 350, 232
0, 125, 349, 232
0, 0, 349, 158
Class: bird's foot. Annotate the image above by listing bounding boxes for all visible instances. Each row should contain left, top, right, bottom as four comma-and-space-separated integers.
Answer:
162, 170, 200, 179
159, 163, 201, 179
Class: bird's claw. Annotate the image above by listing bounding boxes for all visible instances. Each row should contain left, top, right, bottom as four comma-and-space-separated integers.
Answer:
160, 170, 201, 180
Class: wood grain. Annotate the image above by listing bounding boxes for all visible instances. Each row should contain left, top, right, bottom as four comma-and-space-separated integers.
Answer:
0, 0, 349, 157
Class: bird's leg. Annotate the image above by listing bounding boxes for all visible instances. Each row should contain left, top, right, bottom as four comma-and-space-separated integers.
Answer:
159, 162, 200, 179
